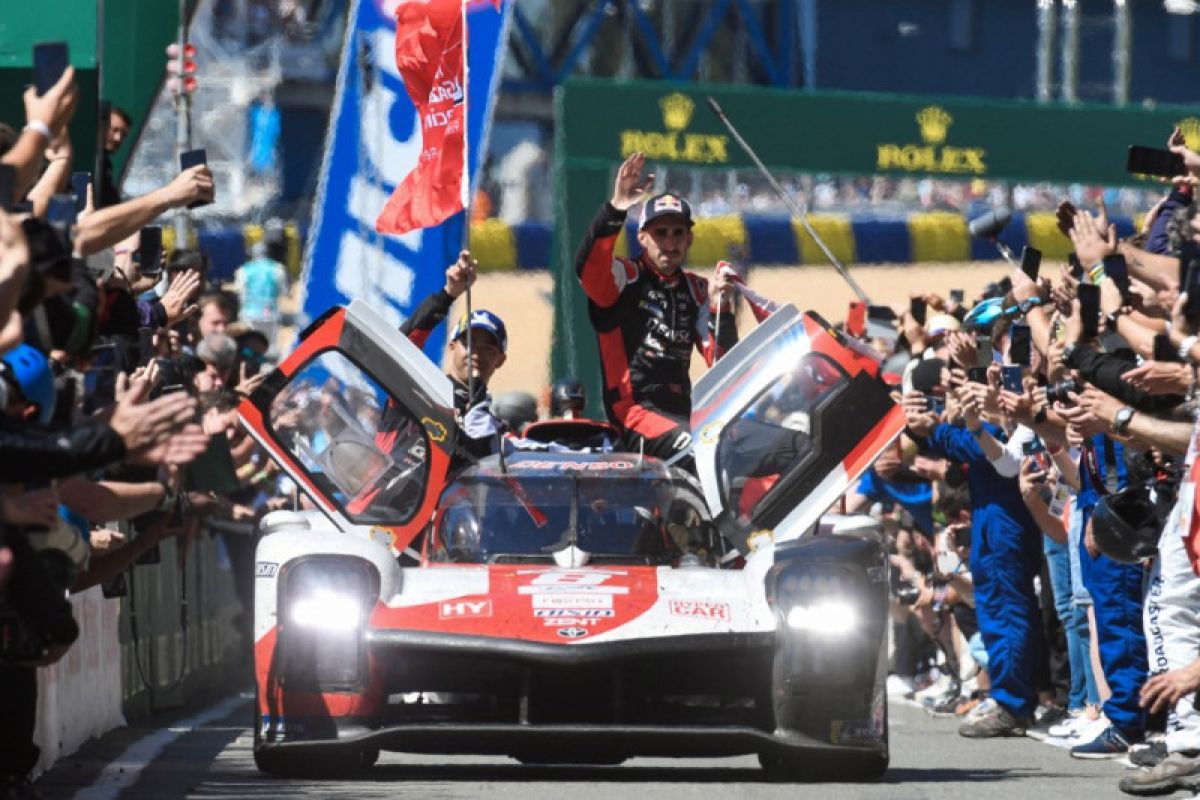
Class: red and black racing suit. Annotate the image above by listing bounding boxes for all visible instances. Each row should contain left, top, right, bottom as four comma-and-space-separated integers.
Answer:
575, 202, 737, 460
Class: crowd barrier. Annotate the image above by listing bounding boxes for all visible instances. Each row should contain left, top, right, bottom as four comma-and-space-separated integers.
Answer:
174, 210, 1141, 283
33, 531, 245, 774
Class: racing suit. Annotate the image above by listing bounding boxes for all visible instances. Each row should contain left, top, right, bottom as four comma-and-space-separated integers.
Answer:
1076, 434, 1147, 741
574, 202, 737, 460
916, 421, 1044, 720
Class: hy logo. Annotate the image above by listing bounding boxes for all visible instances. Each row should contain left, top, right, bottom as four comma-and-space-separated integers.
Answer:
660, 92, 695, 131
916, 106, 953, 145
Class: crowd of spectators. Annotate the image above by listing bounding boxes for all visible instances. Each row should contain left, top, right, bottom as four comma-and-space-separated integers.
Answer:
829, 126, 1200, 795
0, 64, 292, 799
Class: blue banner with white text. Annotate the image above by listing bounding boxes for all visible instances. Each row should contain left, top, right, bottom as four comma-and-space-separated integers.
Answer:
299, 0, 511, 362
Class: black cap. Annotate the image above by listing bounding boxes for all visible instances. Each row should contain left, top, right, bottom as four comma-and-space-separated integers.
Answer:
638, 193, 693, 230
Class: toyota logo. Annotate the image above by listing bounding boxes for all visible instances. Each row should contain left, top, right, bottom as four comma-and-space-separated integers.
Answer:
557, 627, 588, 639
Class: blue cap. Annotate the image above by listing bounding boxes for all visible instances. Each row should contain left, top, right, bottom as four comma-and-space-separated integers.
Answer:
451, 310, 507, 353
1, 344, 56, 425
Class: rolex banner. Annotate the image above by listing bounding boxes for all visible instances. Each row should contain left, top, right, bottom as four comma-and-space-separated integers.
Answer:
300, 0, 511, 345
559, 77, 1200, 187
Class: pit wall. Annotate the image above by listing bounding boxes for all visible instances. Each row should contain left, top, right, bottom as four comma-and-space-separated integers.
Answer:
32, 532, 244, 774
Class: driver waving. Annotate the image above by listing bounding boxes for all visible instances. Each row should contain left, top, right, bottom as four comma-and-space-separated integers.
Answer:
575, 152, 738, 464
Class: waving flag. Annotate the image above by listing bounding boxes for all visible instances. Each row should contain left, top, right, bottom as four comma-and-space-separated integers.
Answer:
376, 0, 469, 235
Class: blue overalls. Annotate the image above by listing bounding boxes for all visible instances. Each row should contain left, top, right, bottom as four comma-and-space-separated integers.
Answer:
922, 423, 1044, 719
1076, 434, 1147, 740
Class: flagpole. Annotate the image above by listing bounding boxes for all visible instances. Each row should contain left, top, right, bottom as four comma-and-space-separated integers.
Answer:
461, 0, 475, 410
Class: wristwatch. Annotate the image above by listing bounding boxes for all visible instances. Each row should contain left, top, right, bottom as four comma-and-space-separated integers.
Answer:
1113, 406, 1136, 436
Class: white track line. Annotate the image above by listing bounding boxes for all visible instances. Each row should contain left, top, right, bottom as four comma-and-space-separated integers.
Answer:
73, 693, 247, 800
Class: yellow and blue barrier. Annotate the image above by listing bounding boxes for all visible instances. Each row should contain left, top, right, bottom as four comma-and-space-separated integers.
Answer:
187, 211, 1137, 281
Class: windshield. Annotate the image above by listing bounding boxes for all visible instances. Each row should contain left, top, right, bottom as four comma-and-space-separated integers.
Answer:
717, 352, 848, 526
429, 474, 715, 565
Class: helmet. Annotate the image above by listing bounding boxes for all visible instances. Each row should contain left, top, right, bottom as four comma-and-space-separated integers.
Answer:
491, 391, 537, 433
1091, 487, 1160, 564
1, 344, 56, 425
438, 502, 481, 562
550, 378, 586, 418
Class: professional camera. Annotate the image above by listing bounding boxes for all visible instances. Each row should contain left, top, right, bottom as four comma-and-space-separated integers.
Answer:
1045, 379, 1078, 406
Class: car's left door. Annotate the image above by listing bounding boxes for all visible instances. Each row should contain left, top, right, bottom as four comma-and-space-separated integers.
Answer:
238, 300, 458, 556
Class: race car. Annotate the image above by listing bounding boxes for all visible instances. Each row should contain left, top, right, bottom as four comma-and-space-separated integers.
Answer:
238, 298, 906, 779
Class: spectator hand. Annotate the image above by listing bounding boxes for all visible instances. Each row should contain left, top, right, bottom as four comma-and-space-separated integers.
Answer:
945, 330, 977, 370
0, 487, 60, 528
88, 527, 127, 554
1018, 457, 1046, 499
160, 268, 201, 325
1140, 659, 1200, 714
1055, 201, 1078, 239
163, 165, 215, 209
610, 152, 655, 211
1055, 398, 1104, 438
1124, 361, 1192, 396
107, 378, 207, 461
21, 66, 78, 136
1075, 385, 1123, 433
901, 391, 937, 437
1169, 127, 1200, 180
443, 250, 478, 298
1068, 205, 1118, 268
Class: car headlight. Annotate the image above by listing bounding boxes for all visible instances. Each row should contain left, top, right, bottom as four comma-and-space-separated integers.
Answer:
279, 557, 378, 689
786, 600, 857, 635
290, 591, 364, 631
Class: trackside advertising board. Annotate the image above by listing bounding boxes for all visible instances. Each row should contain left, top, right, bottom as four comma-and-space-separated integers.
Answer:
558, 78, 1200, 186
300, 0, 510, 354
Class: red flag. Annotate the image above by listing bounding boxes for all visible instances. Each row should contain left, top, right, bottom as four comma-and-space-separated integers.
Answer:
376, 0, 467, 236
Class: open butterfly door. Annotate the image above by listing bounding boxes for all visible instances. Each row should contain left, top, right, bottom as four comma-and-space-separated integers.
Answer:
238, 300, 458, 556
691, 304, 907, 553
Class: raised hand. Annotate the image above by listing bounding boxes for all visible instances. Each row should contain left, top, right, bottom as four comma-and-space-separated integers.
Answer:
610, 152, 655, 211
444, 250, 478, 298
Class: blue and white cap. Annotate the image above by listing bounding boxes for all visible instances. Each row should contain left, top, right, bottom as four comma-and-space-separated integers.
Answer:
451, 309, 508, 353
638, 192, 693, 230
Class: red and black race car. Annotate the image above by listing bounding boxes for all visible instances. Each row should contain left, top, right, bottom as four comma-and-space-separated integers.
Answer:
238, 299, 906, 779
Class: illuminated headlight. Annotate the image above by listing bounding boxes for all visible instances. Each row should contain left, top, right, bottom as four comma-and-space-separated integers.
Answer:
787, 600, 857, 634
289, 591, 364, 631
279, 557, 378, 689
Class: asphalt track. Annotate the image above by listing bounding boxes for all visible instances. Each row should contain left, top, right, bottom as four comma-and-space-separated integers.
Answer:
38, 693, 1136, 799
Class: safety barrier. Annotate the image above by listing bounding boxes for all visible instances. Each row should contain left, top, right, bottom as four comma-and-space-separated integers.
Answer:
32, 531, 245, 774
178, 211, 1139, 282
